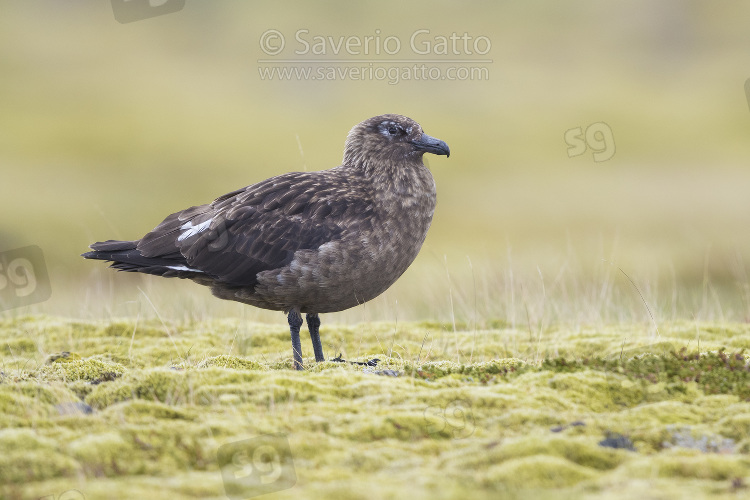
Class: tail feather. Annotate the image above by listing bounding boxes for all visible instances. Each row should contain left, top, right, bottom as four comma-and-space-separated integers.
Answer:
82, 240, 204, 278
88, 240, 138, 252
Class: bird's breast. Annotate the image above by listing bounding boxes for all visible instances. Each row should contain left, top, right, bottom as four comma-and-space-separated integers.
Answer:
250, 167, 437, 313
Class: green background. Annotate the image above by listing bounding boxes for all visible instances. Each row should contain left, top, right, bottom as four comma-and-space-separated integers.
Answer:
2, 1, 750, 324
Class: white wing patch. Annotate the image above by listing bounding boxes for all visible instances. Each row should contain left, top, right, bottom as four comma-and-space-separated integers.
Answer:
178, 219, 212, 242
167, 265, 203, 273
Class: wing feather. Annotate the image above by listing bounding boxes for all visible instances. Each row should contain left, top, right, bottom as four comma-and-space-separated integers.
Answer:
136, 171, 371, 287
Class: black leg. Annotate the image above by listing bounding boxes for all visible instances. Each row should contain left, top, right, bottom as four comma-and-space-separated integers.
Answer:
306, 313, 325, 362
288, 311, 304, 370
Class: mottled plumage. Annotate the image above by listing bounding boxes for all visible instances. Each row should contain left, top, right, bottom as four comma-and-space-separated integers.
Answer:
83, 114, 450, 369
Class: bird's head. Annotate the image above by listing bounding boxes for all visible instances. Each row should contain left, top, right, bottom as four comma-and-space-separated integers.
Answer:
343, 114, 450, 168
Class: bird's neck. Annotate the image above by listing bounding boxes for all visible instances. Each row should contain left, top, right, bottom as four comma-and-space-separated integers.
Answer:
354, 158, 436, 203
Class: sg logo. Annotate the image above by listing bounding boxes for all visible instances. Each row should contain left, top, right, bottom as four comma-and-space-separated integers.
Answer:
565, 122, 616, 162
424, 399, 475, 439
218, 433, 297, 499
0, 245, 51, 311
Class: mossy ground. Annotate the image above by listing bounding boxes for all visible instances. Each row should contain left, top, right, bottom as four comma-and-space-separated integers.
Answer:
1, 316, 750, 499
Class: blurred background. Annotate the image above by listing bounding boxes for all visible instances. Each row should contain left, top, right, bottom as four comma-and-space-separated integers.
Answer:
2, 0, 750, 327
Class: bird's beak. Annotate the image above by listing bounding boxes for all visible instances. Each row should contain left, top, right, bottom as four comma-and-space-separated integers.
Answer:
411, 133, 450, 158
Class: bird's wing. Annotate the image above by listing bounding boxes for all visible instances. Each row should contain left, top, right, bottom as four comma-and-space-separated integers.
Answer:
136, 171, 372, 287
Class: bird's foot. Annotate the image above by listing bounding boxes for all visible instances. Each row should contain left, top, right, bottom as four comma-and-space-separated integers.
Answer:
331, 353, 380, 367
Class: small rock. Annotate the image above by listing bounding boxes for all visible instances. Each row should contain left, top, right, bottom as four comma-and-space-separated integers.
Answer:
55, 402, 93, 416
363, 368, 400, 377
550, 421, 585, 433
90, 372, 120, 385
599, 432, 635, 451
46, 351, 81, 364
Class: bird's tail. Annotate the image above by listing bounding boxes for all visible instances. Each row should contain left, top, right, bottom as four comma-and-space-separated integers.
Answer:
82, 240, 199, 277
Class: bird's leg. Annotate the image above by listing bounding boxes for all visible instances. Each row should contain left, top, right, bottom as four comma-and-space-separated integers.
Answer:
288, 311, 304, 370
306, 313, 325, 362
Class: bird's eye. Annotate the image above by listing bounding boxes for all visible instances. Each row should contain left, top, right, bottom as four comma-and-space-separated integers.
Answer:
387, 125, 399, 135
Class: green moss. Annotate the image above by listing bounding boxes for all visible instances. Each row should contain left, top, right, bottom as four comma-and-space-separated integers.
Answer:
12, 382, 78, 405
497, 408, 564, 431
67, 322, 101, 338
107, 400, 197, 421
0, 429, 80, 482
85, 369, 186, 408
197, 354, 265, 371
626, 451, 750, 480
409, 357, 526, 381
193, 383, 257, 406
100, 322, 165, 338
606, 342, 677, 360
623, 401, 708, 426
38, 358, 125, 382
68, 432, 141, 476
546, 371, 618, 412
306, 360, 350, 373
498, 436, 625, 470
718, 413, 750, 441
2, 337, 36, 354
0, 388, 54, 421
544, 347, 750, 403
0, 428, 58, 451
484, 455, 598, 489
3, 316, 750, 500
0, 450, 80, 483
343, 412, 440, 441
415, 320, 470, 331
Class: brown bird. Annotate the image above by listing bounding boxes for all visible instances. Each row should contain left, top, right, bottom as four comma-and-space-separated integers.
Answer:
82, 114, 450, 370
